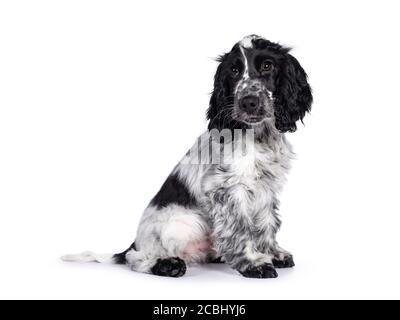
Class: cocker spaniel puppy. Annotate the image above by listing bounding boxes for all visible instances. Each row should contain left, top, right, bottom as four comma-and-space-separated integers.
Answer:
63, 35, 313, 278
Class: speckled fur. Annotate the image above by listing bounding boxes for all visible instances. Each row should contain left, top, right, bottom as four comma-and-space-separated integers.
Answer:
124, 122, 294, 275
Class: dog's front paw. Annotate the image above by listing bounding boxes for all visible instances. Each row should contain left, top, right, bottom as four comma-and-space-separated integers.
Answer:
239, 263, 278, 279
272, 255, 295, 269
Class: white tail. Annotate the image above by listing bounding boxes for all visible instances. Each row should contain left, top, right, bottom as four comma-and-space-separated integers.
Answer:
61, 251, 114, 263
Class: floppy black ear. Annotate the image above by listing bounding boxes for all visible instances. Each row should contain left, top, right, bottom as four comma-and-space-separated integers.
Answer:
274, 54, 313, 133
207, 54, 229, 130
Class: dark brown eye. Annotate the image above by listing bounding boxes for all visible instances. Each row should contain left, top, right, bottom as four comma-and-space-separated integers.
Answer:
231, 66, 239, 75
261, 60, 273, 72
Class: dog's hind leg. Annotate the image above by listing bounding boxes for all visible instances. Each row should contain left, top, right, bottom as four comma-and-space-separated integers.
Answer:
125, 249, 187, 277
123, 204, 211, 277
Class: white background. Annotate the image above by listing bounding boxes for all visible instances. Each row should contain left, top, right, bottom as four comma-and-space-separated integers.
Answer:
1, 0, 400, 300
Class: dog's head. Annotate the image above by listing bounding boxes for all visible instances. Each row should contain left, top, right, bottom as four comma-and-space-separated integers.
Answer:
207, 35, 313, 133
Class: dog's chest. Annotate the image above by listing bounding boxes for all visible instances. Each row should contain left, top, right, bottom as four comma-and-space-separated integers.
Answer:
203, 137, 293, 207
230, 140, 290, 190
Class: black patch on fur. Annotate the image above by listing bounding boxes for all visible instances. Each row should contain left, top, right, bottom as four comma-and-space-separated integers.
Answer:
273, 255, 295, 268
274, 55, 313, 132
149, 172, 197, 209
113, 241, 136, 264
151, 257, 186, 277
207, 52, 249, 132
239, 263, 278, 279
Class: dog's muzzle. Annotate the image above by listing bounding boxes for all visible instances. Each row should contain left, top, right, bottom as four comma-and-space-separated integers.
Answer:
235, 79, 273, 123
239, 95, 260, 113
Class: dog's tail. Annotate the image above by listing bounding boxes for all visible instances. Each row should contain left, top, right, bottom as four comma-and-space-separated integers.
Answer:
61, 242, 135, 265
61, 251, 116, 263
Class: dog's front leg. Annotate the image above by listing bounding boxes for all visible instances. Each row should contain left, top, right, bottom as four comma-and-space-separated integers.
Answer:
209, 191, 278, 278
271, 244, 295, 269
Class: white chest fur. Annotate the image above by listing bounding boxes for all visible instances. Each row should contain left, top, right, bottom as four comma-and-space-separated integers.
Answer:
175, 129, 293, 215
200, 132, 294, 218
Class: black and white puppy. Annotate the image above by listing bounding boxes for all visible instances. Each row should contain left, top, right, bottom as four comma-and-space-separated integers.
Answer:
62, 35, 313, 278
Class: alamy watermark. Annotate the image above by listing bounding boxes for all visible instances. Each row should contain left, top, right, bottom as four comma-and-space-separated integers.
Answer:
180, 129, 255, 165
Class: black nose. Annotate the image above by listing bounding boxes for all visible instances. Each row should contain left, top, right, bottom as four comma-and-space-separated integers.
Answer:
239, 95, 259, 113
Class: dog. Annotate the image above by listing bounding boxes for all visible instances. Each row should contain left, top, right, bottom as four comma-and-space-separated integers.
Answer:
62, 35, 313, 278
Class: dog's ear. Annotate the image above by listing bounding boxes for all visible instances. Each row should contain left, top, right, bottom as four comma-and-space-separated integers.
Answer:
274, 54, 313, 133
207, 54, 227, 130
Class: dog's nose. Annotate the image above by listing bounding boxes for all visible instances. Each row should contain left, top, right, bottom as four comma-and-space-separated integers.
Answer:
239, 95, 260, 113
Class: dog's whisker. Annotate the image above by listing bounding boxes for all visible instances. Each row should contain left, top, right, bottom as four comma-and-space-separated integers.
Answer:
209, 104, 235, 128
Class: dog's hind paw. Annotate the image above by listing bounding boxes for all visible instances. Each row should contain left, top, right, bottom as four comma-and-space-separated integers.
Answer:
151, 257, 187, 278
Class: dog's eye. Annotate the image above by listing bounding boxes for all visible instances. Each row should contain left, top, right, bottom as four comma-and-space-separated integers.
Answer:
230, 66, 239, 75
261, 60, 273, 72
